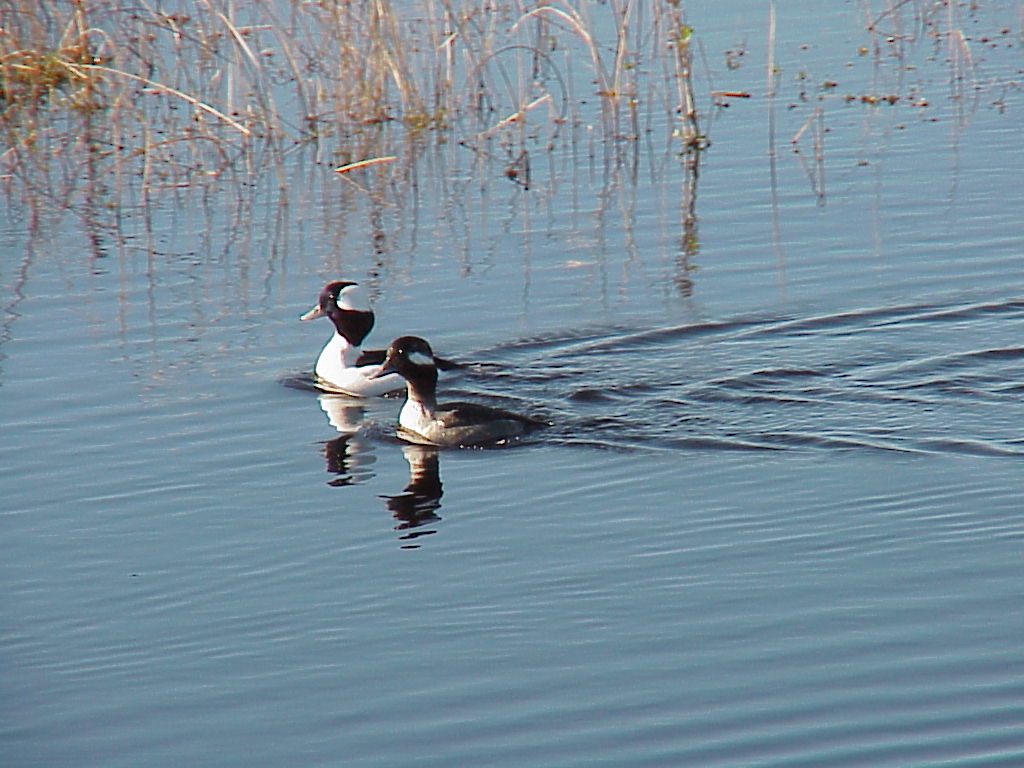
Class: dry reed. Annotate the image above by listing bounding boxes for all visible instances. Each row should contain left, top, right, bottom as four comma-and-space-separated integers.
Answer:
1, 0, 707, 211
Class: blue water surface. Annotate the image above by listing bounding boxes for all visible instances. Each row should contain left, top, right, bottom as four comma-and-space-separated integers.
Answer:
3, 1, 1024, 765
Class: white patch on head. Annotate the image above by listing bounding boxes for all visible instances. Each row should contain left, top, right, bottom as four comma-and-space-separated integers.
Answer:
407, 350, 435, 367
336, 283, 371, 312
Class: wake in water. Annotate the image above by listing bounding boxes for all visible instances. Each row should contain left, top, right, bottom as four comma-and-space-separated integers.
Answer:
465, 296, 1024, 456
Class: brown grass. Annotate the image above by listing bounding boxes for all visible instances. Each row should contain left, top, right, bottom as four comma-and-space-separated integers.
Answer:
1, 0, 708, 210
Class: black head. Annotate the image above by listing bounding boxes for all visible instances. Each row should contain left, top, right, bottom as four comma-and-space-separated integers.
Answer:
377, 336, 438, 391
320, 280, 358, 308
300, 281, 375, 346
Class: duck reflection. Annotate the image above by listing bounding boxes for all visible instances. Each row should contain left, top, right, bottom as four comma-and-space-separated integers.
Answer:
318, 395, 376, 486
381, 445, 443, 545
316, 394, 444, 546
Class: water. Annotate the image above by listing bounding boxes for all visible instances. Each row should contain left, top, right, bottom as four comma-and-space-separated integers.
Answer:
3, 1, 1024, 766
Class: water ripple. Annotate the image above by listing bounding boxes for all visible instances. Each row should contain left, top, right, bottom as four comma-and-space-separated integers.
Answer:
471, 296, 1024, 456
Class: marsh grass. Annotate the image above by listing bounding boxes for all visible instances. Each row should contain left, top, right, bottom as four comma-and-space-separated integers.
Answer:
1, 0, 1016, 253
1, 0, 709, 217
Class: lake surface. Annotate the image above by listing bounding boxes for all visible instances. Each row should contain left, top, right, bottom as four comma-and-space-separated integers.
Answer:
3, 1, 1024, 766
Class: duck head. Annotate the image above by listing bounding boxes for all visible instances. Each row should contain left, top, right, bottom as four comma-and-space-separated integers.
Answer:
301, 281, 375, 346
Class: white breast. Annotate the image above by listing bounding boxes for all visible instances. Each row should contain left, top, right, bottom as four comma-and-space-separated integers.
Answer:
314, 334, 403, 397
398, 399, 436, 439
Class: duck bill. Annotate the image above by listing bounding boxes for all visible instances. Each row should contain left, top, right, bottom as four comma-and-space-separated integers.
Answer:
300, 304, 324, 321
369, 356, 397, 380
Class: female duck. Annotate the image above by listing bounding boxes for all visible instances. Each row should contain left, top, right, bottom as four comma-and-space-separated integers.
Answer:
300, 281, 404, 397
375, 336, 543, 447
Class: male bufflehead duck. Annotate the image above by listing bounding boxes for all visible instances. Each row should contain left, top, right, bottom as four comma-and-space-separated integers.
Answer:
375, 336, 543, 447
300, 281, 404, 397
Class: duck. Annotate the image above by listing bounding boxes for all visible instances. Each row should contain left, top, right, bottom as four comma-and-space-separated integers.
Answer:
300, 281, 405, 397
374, 335, 544, 447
